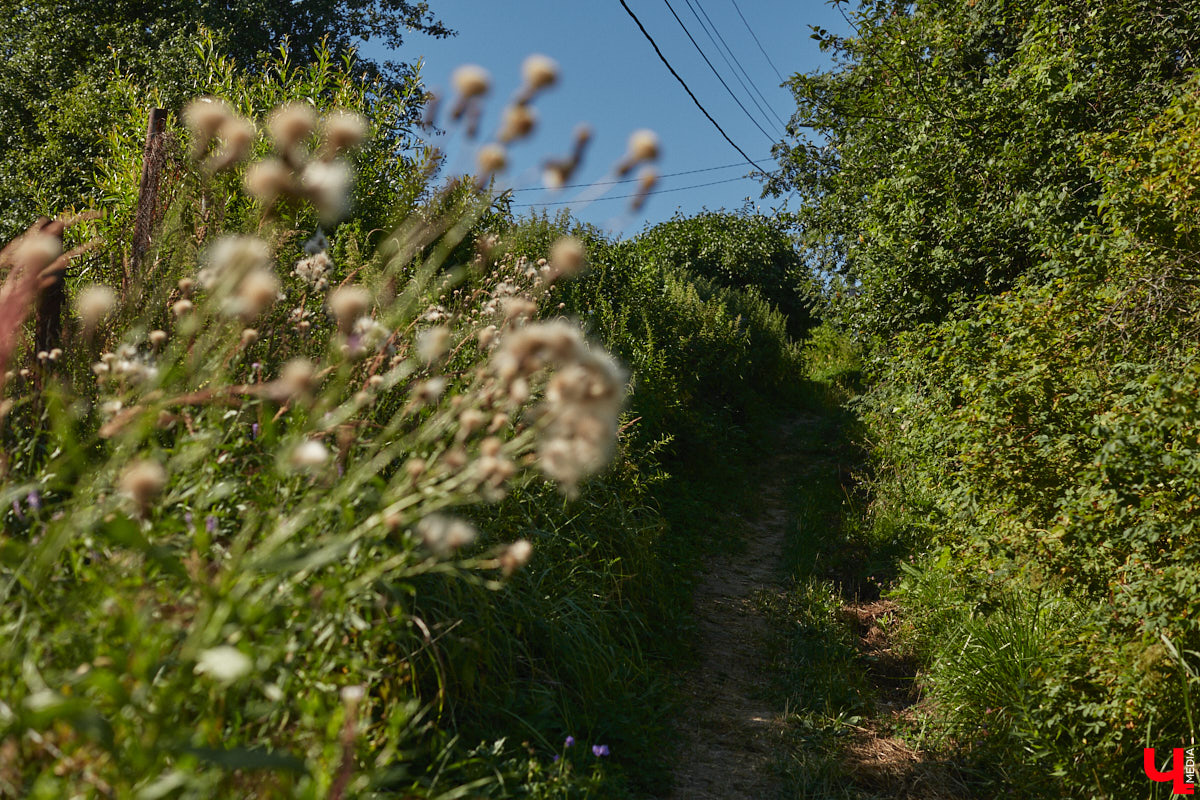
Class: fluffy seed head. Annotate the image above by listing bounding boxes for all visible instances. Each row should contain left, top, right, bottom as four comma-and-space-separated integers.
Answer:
522, 54, 559, 91
549, 237, 586, 279
476, 143, 508, 175
120, 459, 167, 508
195, 646, 252, 683
328, 285, 371, 329
417, 514, 478, 557
416, 326, 451, 363
236, 269, 281, 318
628, 129, 660, 162
301, 159, 352, 223
75, 285, 116, 330
268, 103, 318, 151
172, 299, 194, 317
148, 330, 168, 347
244, 159, 295, 204
183, 97, 233, 156
499, 104, 537, 143
500, 539, 533, 574
452, 64, 491, 98
291, 439, 329, 468
278, 358, 316, 395
322, 110, 369, 155
202, 235, 272, 291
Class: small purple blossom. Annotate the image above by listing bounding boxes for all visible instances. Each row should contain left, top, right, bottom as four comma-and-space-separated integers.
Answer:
552, 754, 559, 763
592, 744, 609, 757
206, 515, 218, 534
184, 511, 194, 527
251, 423, 260, 439
26, 491, 40, 511
564, 736, 575, 748
11, 500, 23, 521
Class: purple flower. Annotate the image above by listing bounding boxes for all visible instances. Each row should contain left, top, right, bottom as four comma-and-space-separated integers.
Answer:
26, 491, 40, 511
206, 515, 218, 533
552, 754, 559, 763
592, 744, 609, 757
184, 511, 194, 527
564, 736, 575, 748
251, 423, 260, 439
11, 500, 23, 521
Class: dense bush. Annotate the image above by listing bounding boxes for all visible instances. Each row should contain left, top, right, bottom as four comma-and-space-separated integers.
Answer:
775, 1, 1200, 797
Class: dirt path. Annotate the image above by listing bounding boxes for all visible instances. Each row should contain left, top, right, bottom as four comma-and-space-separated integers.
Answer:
664, 439, 794, 800
664, 416, 962, 799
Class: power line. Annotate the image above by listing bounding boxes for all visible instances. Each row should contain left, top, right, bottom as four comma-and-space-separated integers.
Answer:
510, 174, 756, 207
686, 0, 790, 131
509, 158, 768, 193
661, 0, 777, 144
729, 0, 785, 83
617, 0, 766, 173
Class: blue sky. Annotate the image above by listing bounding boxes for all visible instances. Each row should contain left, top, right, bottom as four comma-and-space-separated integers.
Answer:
364, 1, 849, 238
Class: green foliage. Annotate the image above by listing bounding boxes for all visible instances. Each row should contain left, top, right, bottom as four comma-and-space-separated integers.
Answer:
627, 210, 818, 337
774, 0, 1200, 338
0, 0, 444, 240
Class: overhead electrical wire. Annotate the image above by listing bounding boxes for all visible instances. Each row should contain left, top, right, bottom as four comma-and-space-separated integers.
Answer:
660, 0, 777, 144
616, 0, 766, 173
507, 157, 770, 193
729, 0, 786, 83
509, 174, 755, 207
684, 0, 790, 132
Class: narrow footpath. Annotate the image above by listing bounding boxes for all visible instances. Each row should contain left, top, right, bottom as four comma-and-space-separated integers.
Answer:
664, 426, 796, 800
665, 416, 962, 799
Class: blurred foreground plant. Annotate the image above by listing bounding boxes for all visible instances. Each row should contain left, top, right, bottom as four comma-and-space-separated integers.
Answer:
0, 71, 634, 797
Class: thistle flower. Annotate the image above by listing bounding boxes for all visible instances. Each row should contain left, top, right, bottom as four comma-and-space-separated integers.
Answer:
322, 110, 369, 157
451, 64, 491, 99
328, 285, 371, 331
416, 514, 478, 557
172, 299, 194, 317
628, 129, 660, 162
120, 459, 167, 511
499, 104, 536, 143
205, 116, 256, 173
291, 439, 329, 468
416, 326, 451, 363
277, 358, 316, 396
75, 285, 116, 332
268, 102, 317, 154
522, 54, 559, 91
548, 237, 586, 280
414, 377, 446, 404
195, 645, 252, 683
241, 328, 259, 346
183, 97, 232, 158
234, 268, 282, 319
301, 159, 352, 223
148, 330, 168, 347
617, 129, 660, 176
476, 143, 508, 177
200, 235, 272, 291
294, 251, 333, 291
244, 159, 296, 205
499, 539, 533, 575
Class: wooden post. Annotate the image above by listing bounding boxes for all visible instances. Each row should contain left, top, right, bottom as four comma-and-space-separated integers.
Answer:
130, 108, 168, 277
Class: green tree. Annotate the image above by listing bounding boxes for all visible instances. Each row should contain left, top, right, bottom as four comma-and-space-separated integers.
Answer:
0, 0, 449, 238
771, 0, 1200, 338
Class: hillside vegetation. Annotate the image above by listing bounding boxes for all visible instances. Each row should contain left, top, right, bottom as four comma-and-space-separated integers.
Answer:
773, 0, 1200, 796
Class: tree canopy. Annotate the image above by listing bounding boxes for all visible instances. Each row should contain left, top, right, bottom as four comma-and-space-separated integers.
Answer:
0, 0, 450, 238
